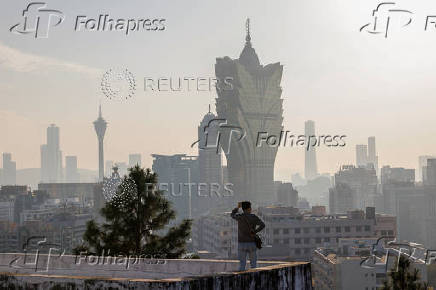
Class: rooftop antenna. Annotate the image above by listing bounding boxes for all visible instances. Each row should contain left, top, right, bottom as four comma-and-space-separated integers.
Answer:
245, 18, 251, 43
98, 101, 102, 118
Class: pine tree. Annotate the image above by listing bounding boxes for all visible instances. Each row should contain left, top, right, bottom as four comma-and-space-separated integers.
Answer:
75, 165, 192, 258
382, 255, 428, 290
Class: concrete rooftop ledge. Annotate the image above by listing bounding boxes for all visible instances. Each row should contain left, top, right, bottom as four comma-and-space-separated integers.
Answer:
0, 253, 313, 289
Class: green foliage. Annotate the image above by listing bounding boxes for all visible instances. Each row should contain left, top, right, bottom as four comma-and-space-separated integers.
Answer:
382, 255, 428, 290
75, 166, 192, 258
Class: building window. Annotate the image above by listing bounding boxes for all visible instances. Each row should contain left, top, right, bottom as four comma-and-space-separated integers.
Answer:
284, 238, 290, 244
324, 227, 330, 233
273, 239, 279, 244
303, 228, 310, 234
381, 230, 387, 236
336, 226, 341, 233
295, 228, 301, 234
345, 226, 351, 232
304, 238, 310, 244
356, 226, 362, 232
315, 227, 321, 233
283, 228, 289, 235
295, 238, 301, 244
295, 248, 301, 255
388, 230, 394, 236
273, 229, 279, 235
304, 248, 311, 254
315, 238, 321, 244
364, 225, 371, 232
324, 237, 330, 242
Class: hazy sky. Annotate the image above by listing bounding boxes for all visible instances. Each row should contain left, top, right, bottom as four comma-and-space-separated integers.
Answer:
1, 0, 436, 181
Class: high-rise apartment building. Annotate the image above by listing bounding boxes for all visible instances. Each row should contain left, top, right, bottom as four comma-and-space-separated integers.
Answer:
418, 155, 435, 182
356, 137, 378, 172
367, 136, 378, 171
276, 182, 298, 207
380, 166, 415, 184
304, 120, 318, 181
65, 156, 79, 182
331, 165, 377, 211
105, 160, 114, 178
1, 153, 16, 185
128, 154, 142, 168
41, 124, 62, 182
355, 145, 368, 167
423, 158, 436, 186
152, 154, 199, 221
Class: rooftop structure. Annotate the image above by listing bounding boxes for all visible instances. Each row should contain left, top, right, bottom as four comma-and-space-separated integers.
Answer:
0, 253, 312, 289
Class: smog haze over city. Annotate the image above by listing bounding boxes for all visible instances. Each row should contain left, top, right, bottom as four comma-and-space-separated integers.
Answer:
1, 1, 436, 289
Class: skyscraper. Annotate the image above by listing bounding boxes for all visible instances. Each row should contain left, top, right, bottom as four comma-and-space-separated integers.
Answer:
65, 156, 79, 182
41, 124, 62, 182
304, 120, 318, 180
128, 154, 142, 168
152, 154, 199, 221
418, 155, 435, 182
332, 165, 377, 211
367, 136, 378, 171
355, 144, 368, 167
1, 153, 16, 185
423, 158, 436, 186
116, 162, 128, 177
105, 160, 114, 178
197, 108, 223, 211
93, 105, 107, 182
215, 19, 283, 204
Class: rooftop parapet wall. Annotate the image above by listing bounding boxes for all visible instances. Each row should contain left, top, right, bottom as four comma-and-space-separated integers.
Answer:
0, 253, 312, 290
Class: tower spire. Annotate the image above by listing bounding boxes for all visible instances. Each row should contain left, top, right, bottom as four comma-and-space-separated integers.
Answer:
245, 18, 251, 44
94, 104, 107, 182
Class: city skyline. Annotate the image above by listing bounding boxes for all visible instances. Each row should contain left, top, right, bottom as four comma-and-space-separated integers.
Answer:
2, 1, 436, 288
2, 0, 436, 180
0, 116, 433, 180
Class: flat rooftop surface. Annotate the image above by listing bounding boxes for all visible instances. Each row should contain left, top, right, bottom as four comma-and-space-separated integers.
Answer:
0, 253, 306, 281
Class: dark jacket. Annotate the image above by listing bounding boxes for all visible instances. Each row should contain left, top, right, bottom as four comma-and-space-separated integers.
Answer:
231, 208, 265, 243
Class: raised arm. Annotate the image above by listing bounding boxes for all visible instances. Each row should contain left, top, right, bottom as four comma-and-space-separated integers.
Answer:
231, 207, 241, 220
